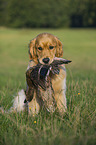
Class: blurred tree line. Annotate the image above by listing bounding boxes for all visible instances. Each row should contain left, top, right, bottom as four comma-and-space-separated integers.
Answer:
0, 0, 96, 28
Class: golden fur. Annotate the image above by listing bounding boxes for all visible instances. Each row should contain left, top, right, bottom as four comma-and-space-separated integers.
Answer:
27, 33, 67, 115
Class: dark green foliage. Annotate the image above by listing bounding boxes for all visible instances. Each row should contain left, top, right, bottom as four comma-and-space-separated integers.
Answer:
0, 0, 96, 28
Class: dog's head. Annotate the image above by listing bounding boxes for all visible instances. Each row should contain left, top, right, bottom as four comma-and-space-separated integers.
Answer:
29, 33, 63, 64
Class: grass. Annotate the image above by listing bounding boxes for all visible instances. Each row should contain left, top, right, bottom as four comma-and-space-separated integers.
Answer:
0, 27, 96, 145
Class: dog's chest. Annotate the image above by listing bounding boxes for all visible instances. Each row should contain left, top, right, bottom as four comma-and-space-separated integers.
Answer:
51, 66, 66, 92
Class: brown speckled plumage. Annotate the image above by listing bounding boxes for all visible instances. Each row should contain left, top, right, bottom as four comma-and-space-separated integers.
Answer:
25, 58, 71, 112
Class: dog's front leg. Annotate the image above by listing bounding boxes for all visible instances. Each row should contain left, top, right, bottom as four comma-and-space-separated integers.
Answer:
52, 66, 67, 115
28, 91, 41, 115
55, 90, 67, 115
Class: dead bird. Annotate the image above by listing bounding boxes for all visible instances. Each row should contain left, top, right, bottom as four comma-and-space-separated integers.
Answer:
26, 58, 71, 90
25, 57, 71, 112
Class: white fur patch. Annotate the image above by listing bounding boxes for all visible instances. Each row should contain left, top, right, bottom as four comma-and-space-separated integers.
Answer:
11, 89, 27, 112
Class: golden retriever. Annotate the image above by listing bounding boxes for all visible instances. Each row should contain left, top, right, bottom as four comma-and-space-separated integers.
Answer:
27, 33, 67, 115
0, 33, 67, 115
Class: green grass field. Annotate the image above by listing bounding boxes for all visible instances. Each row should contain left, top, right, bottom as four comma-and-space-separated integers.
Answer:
0, 27, 96, 145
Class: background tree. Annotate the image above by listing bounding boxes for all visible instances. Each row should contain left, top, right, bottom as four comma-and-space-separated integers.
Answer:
0, 0, 96, 28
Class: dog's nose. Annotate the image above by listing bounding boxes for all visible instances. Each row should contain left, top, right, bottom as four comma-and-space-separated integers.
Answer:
43, 58, 50, 64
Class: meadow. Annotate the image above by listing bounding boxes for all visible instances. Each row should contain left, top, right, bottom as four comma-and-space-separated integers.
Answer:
0, 27, 96, 145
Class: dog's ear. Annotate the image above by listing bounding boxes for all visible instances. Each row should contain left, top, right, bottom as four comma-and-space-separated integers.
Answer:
29, 38, 38, 62
55, 37, 63, 57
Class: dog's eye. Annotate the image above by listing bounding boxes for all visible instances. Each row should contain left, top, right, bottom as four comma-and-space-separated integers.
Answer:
38, 47, 42, 50
49, 46, 54, 49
